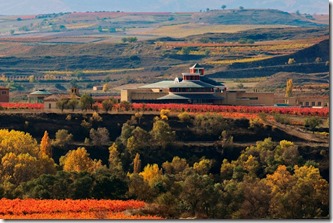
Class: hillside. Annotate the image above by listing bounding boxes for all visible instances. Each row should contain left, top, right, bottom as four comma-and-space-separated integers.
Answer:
192, 9, 324, 26
208, 38, 329, 78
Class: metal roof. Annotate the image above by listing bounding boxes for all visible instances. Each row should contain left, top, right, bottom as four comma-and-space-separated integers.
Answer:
30, 90, 52, 95
170, 80, 216, 88
190, 63, 203, 69
139, 81, 175, 89
157, 93, 223, 100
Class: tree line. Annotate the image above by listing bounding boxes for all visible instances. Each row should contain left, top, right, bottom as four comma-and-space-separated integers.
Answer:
0, 112, 328, 219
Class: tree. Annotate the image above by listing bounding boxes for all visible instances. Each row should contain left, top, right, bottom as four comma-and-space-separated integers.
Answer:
89, 128, 110, 146
67, 97, 79, 111
193, 159, 213, 175
162, 156, 189, 175
139, 163, 163, 187
266, 165, 329, 218
304, 117, 323, 132
102, 83, 109, 92
0, 130, 56, 186
108, 143, 124, 178
150, 120, 176, 149
221, 5, 227, 10
40, 131, 52, 157
285, 79, 293, 97
239, 6, 244, 10
102, 98, 115, 112
127, 127, 151, 155
60, 147, 104, 173
52, 129, 73, 148
315, 57, 322, 63
56, 98, 68, 112
287, 58, 296, 65
79, 93, 94, 111
133, 153, 141, 174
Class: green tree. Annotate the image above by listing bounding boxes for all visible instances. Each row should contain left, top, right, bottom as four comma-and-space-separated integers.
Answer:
108, 143, 124, 178
89, 128, 110, 146
67, 97, 79, 111
127, 127, 151, 155
150, 120, 176, 149
79, 93, 94, 111
221, 5, 227, 10
52, 129, 73, 148
304, 116, 323, 132
56, 98, 68, 112
102, 98, 115, 112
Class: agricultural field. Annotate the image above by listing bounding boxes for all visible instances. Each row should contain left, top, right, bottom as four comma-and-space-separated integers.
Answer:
0, 199, 161, 219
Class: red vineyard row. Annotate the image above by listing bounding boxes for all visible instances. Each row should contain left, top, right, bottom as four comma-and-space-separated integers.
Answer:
131, 103, 329, 117
0, 102, 328, 117
0, 199, 161, 219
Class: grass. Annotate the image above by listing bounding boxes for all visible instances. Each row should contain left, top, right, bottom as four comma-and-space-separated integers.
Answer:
206, 56, 273, 65
138, 24, 291, 38
45, 68, 145, 75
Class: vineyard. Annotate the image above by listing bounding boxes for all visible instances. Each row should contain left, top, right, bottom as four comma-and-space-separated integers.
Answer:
0, 199, 162, 219
0, 102, 328, 118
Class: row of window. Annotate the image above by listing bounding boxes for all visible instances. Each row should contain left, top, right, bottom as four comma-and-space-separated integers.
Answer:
169, 88, 214, 92
301, 101, 328, 107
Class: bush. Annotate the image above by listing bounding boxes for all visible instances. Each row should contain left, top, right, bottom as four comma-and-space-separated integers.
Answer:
178, 112, 191, 122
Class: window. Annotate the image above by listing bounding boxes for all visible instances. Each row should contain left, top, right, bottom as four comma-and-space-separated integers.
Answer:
49, 103, 51, 109
305, 102, 309, 106
2, 91, 6, 95
311, 102, 315, 106
318, 102, 322, 106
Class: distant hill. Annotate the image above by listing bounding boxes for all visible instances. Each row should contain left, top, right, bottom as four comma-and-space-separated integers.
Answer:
192, 9, 325, 27
208, 39, 329, 79
0, 0, 328, 15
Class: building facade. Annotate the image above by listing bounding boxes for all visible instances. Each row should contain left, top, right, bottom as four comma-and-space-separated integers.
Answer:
0, 87, 9, 102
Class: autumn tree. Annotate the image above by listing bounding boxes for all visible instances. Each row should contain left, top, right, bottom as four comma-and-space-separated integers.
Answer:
265, 165, 328, 218
285, 79, 293, 97
0, 130, 56, 187
60, 147, 104, 173
133, 153, 142, 174
193, 159, 213, 175
139, 163, 163, 188
40, 130, 52, 157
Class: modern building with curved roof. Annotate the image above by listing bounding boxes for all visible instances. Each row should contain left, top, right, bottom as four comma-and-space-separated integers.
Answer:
122, 63, 226, 104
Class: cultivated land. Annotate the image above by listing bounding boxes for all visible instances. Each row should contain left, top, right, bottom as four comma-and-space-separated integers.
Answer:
0, 8, 330, 219
0, 9, 328, 99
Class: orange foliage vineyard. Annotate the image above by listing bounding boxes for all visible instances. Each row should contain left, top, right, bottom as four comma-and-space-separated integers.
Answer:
0, 199, 162, 219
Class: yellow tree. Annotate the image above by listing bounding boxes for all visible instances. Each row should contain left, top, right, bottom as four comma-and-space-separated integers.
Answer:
193, 159, 213, 175
285, 79, 293, 97
139, 163, 163, 187
40, 131, 52, 157
133, 153, 141, 174
0, 129, 56, 186
60, 147, 104, 173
